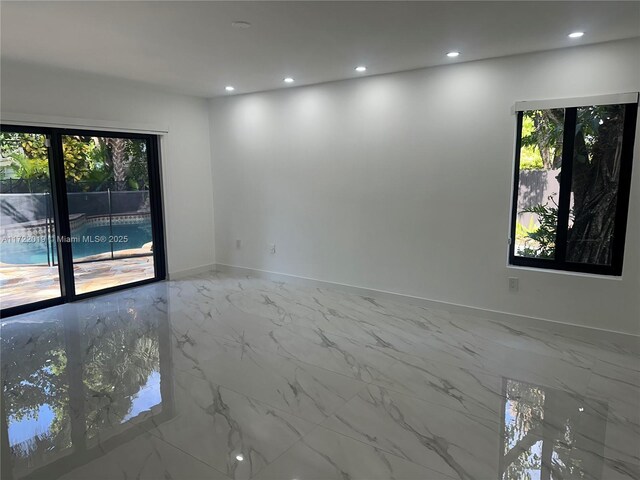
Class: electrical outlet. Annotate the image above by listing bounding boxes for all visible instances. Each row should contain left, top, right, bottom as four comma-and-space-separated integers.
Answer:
236, 239, 241, 249
269, 243, 276, 254
508, 277, 519, 292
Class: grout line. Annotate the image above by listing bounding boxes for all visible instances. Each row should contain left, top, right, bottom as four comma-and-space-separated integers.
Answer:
146, 432, 234, 479
145, 363, 370, 480
247, 382, 371, 479
315, 416, 457, 479
170, 340, 367, 429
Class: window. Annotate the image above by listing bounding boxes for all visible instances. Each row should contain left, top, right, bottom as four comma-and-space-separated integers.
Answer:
509, 97, 638, 275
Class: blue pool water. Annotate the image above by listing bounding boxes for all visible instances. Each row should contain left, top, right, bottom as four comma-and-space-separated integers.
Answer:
0, 222, 152, 265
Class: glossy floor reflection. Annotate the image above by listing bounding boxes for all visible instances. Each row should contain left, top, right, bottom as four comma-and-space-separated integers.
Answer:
1, 271, 638, 479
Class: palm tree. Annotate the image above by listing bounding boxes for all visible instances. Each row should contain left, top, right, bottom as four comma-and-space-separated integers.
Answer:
103, 137, 130, 190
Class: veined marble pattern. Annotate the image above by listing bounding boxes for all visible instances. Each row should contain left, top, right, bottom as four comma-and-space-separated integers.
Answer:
1, 271, 638, 480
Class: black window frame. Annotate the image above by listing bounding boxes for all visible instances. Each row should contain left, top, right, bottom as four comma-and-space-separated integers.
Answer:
509, 101, 638, 276
0, 125, 167, 318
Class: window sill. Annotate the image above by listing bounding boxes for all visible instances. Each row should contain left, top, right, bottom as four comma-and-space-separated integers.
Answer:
507, 264, 624, 281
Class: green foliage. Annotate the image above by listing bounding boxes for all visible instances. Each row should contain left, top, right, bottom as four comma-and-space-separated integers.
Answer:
1, 133, 149, 192
0, 132, 49, 181
6, 152, 50, 180
517, 196, 558, 259
519, 115, 544, 170
62, 135, 98, 182
519, 154, 544, 170
520, 109, 564, 170
574, 104, 623, 166
515, 217, 536, 242
520, 106, 615, 170
124, 139, 149, 189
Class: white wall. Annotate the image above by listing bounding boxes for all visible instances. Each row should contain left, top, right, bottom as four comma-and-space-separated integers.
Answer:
1, 60, 216, 276
209, 38, 640, 335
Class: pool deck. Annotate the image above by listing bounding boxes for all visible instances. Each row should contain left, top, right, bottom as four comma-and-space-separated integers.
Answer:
0, 254, 154, 310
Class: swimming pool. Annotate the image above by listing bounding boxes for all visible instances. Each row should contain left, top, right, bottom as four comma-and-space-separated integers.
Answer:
0, 222, 152, 265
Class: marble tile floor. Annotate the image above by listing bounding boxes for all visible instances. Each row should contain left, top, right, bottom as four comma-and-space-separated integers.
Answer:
1, 271, 638, 480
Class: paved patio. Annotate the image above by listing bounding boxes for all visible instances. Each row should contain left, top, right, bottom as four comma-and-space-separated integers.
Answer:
0, 256, 154, 310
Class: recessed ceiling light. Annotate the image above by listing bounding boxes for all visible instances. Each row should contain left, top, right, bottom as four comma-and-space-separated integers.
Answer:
235, 454, 244, 461
225, 86, 235, 92
447, 51, 460, 58
568, 31, 584, 38
284, 77, 294, 83
355, 66, 367, 72
232, 21, 251, 29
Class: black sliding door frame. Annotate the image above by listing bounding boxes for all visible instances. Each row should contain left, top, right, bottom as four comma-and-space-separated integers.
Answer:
1, 125, 67, 315
0, 125, 166, 318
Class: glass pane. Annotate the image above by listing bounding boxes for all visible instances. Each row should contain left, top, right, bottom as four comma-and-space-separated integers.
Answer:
62, 135, 154, 295
0, 131, 61, 309
567, 105, 626, 265
514, 109, 564, 259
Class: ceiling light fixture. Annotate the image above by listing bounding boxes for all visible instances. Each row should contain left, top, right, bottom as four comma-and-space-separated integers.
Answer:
568, 31, 584, 38
236, 454, 244, 461
284, 77, 294, 83
225, 86, 235, 92
446, 51, 460, 58
355, 66, 367, 72
232, 21, 251, 29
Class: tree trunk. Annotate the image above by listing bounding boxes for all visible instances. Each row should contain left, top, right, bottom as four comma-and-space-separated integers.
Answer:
106, 138, 129, 191
566, 107, 625, 265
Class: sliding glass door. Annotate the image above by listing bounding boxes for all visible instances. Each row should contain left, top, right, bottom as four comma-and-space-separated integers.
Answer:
0, 130, 62, 309
0, 126, 165, 316
62, 133, 156, 295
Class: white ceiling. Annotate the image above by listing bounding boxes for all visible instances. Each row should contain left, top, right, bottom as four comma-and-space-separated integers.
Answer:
1, 1, 639, 98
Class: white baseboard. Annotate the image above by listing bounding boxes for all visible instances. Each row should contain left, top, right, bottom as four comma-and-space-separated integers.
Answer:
168, 263, 216, 280
214, 263, 639, 350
